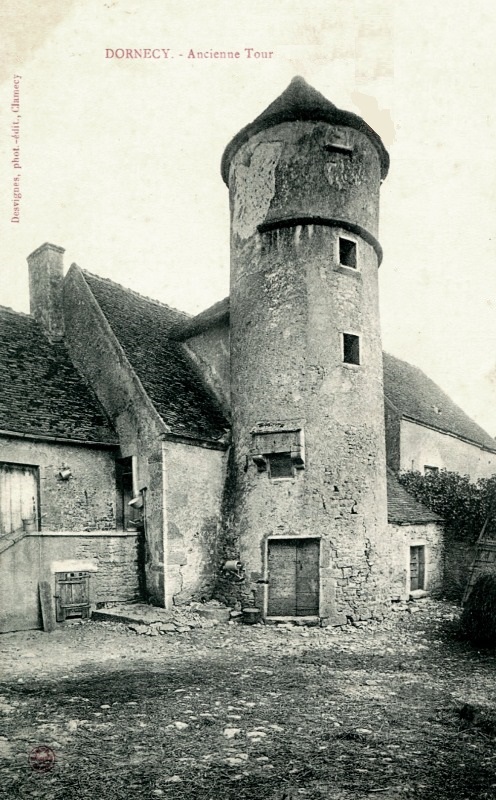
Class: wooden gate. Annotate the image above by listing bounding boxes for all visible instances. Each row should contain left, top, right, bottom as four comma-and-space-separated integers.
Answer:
267, 539, 319, 617
55, 572, 91, 622
410, 546, 425, 591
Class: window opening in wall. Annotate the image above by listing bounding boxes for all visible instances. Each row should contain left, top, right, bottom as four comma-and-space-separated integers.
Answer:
339, 237, 357, 268
324, 143, 353, 157
410, 545, 425, 591
342, 333, 360, 365
117, 457, 141, 531
0, 462, 39, 536
268, 453, 294, 480
424, 465, 439, 476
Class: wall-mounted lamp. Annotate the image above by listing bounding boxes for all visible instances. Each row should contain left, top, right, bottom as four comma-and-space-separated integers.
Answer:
58, 468, 72, 481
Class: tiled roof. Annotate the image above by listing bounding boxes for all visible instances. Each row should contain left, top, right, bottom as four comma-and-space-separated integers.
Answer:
81, 272, 229, 442
221, 76, 389, 184
387, 471, 442, 525
383, 352, 496, 453
0, 306, 116, 444
172, 297, 230, 341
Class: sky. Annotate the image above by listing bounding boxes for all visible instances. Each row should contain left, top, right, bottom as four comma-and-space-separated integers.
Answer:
0, 0, 495, 436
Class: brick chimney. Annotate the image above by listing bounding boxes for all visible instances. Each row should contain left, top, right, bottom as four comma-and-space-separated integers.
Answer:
27, 243, 65, 341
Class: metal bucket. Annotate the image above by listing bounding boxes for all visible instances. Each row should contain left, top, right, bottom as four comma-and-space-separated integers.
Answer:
242, 607, 261, 625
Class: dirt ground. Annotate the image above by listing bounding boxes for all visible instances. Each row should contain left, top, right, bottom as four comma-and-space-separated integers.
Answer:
0, 599, 495, 800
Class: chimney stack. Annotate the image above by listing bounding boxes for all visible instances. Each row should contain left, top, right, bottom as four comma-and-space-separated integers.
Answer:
27, 243, 65, 341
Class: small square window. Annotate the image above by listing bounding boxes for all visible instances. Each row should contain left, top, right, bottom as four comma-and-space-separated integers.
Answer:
343, 333, 360, 365
268, 453, 294, 480
424, 465, 439, 476
339, 238, 357, 269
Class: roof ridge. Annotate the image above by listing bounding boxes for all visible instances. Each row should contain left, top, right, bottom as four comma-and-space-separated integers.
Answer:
383, 351, 496, 449
79, 267, 191, 320
0, 304, 32, 319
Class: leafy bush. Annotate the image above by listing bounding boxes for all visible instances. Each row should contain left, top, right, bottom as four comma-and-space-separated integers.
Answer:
398, 470, 496, 544
460, 574, 496, 647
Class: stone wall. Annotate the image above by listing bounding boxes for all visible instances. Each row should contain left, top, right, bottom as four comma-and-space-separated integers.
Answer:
388, 522, 444, 601
385, 400, 401, 473
227, 120, 390, 624
0, 530, 138, 632
164, 442, 226, 606
0, 436, 117, 531
181, 322, 230, 411
400, 419, 496, 479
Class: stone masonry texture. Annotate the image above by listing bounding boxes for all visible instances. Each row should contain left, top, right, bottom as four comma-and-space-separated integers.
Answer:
225, 110, 390, 625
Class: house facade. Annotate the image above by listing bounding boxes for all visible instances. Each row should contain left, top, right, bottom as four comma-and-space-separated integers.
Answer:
0, 267, 139, 632
1, 79, 494, 631
384, 352, 496, 479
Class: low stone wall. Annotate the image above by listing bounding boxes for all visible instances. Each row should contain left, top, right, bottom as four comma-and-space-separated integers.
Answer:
443, 540, 475, 601
0, 531, 139, 632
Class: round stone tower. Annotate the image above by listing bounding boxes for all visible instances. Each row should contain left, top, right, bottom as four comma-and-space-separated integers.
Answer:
221, 77, 391, 625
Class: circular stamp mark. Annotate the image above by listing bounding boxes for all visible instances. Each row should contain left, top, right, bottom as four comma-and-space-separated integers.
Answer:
28, 745, 56, 773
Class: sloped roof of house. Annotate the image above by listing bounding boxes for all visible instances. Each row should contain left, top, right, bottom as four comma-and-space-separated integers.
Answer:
0, 306, 116, 444
383, 352, 496, 453
387, 470, 442, 525
81, 272, 229, 442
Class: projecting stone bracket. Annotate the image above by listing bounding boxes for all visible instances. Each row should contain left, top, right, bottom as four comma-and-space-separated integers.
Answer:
250, 420, 305, 472
252, 448, 305, 473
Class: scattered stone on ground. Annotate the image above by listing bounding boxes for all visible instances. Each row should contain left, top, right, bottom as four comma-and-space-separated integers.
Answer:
1, 599, 495, 800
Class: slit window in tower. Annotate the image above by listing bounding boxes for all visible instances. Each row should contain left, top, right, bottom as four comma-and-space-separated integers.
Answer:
342, 333, 360, 365
339, 237, 357, 269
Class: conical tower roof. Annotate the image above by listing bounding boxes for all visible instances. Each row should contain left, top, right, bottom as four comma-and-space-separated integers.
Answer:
221, 76, 389, 184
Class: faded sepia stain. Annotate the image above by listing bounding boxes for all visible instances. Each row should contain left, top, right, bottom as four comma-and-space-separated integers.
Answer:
0, 0, 78, 84
486, 365, 496, 387
351, 91, 395, 146
354, 0, 394, 80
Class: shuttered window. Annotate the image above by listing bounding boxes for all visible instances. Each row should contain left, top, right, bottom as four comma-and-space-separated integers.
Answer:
0, 463, 39, 536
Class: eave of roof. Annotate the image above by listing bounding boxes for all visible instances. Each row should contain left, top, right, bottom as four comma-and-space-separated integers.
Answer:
387, 471, 442, 525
